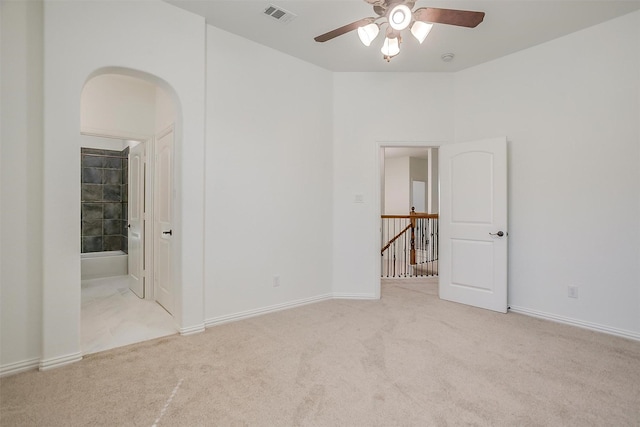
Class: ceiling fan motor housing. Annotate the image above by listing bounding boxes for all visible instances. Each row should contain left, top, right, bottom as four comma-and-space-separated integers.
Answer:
388, 4, 412, 31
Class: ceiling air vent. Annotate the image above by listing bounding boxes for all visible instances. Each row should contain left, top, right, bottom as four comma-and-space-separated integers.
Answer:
263, 4, 297, 24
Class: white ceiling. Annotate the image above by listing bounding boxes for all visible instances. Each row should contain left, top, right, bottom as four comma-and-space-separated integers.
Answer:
165, 0, 640, 72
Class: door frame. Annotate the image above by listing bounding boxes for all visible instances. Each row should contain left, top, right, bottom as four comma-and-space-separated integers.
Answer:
376, 139, 509, 311
143, 134, 156, 301
80, 131, 158, 301
376, 140, 442, 298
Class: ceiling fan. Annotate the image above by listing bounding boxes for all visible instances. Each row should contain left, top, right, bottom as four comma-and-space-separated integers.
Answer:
314, 0, 485, 62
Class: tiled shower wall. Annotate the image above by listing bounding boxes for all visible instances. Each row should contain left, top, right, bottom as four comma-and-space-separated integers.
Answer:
81, 147, 129, 253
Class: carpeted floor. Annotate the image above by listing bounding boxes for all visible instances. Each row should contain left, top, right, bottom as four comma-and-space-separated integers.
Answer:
1, 279, 639, 426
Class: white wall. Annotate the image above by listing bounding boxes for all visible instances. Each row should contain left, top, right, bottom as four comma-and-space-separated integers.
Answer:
409, 156, 428, 211
204, 26, 334, 321
0, 0, 44, 374
81, 74, 156, 139
39, 0, 206, 369
382, 153, 431, 215
384, 156, 410, 214
332, 73, 454, 298
454, 11, 640, 335
383, 155, 429, 213
427, 148, 439, 214
155, 86, 176, 134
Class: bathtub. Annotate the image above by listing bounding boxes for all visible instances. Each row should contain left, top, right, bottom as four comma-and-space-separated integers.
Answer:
81, 250, 128, 280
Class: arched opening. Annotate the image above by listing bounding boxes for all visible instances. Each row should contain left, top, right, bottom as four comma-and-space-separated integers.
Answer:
79, 68, 181, 354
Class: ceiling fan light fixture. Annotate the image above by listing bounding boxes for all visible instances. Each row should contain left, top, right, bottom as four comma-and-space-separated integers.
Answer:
357, 22, 380, 46
388, 4, 412, 31
380, 36, 400, 57
410, 21, 433, 44
313, 2, 485, 63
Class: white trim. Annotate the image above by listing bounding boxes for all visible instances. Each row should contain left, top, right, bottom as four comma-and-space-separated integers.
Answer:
81, 126, 150, 142
332, 293, 378, 300
143, 136, 155, 301
80, 129, 157, 305
509, 305, 640, 342
178, 324, 205, 336
205, 294, 333, 328
38, 352, 83, 371
0, 358, 40, 377
156, 123, 174, 140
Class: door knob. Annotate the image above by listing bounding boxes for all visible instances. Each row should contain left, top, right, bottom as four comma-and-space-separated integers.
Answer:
489, 231, 505, 237
162, 230, 173, 236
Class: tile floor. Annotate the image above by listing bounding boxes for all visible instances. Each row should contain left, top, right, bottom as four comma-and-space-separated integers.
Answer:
81, 275, 176, 355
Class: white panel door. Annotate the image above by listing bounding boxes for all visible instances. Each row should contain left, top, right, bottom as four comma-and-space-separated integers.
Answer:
155, 128, 174, 314
439, 137, 508, 313
128, 142, 145, 298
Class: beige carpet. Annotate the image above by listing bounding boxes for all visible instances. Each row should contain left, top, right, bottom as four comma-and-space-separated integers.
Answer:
2, 279, 639, 426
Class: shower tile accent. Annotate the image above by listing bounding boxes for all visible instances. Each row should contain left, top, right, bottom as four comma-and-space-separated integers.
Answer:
103, 185, 121, 202
104, 236, 122, 252
104, 157, 122, 169
82, 184, 102, 202
103, 169, 121, 185
82, 168, 102, 184
104, 203, 122, 220
121, 147, 129, 253
82, 220, 103, 236
81, 147, 129, 254
103, 219, 122, 236
82, 236, 103, 253
82, 155, 105, 168
82, 203, 103, 220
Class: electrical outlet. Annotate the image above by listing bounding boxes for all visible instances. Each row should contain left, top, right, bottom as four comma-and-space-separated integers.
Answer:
273, 275, 280, 287
568, 285, 578, 299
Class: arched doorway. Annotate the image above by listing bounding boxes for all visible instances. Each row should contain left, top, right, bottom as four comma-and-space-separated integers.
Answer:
79, 69, 180, 354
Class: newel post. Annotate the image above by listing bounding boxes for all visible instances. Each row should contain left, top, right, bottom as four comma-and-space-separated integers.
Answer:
410, 207, 416, 265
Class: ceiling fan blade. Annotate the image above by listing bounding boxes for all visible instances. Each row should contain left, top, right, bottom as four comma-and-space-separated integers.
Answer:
413, 8, 485, 28
314, 18, 374, 42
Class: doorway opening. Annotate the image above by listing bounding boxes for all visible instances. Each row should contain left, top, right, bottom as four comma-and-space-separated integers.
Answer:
80, 136, 139, 282
380, 145, 439, 280
79, 71, 178, 354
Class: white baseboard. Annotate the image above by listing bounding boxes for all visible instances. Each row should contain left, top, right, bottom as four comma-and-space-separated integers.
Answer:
509, 305, 640, 342
0, 357, 40, 378
332, 293, 378, 300
179, 323, 205, 336
39, 352, 83, 371
205, 294, 333, 327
